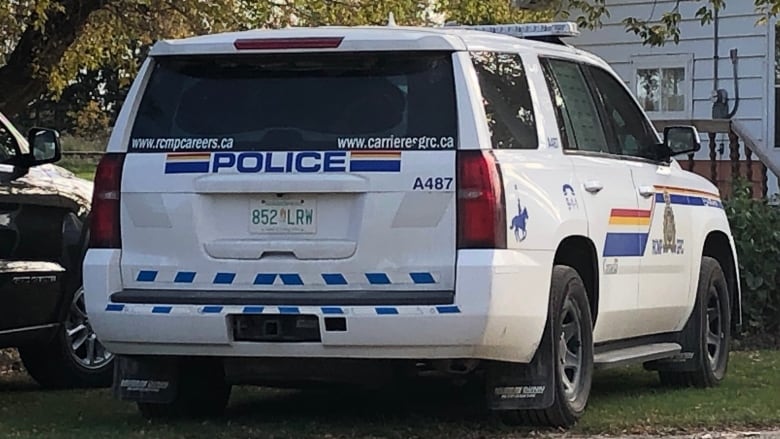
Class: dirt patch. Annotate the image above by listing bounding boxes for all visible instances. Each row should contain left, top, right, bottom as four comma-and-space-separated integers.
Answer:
0, 348, 24, 376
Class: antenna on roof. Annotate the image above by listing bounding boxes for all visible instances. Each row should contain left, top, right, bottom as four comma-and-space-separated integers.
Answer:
387, 12, 397, 27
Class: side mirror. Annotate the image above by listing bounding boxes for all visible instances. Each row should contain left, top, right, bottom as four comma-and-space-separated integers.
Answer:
663, 126, 701, 158
26, 127, 61, 166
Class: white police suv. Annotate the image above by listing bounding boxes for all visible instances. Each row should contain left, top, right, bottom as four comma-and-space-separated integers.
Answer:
84, 21, 741, 427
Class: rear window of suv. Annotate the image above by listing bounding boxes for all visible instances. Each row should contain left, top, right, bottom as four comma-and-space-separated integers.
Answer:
129, 51, 458, 152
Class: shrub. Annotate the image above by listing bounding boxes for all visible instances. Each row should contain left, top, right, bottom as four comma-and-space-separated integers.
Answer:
723, 180, 780, 341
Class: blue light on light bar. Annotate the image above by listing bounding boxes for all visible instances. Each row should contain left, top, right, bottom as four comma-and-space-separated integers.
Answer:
446, 22, 580, 38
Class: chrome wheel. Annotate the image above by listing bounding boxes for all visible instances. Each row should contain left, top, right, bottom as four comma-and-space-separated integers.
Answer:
65, 287, 113, 369
705, 286, 724, 371
558, 295, 584, 401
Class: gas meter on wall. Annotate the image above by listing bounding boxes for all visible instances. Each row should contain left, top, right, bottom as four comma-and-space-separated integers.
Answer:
510, 0, 557, 9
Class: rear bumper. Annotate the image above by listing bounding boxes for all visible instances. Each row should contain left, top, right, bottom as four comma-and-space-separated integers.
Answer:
84, 249, 553, 363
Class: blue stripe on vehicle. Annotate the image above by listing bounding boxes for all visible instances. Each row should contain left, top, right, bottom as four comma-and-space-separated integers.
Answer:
321, 307, 344, 315
243, 306, 265, 314
279, 306, 300, 314
201, 306, 223, 314
375, 307, 399, 315
280, 274, 303, 286
174, 272, 196, 283
152, 306, 172, 314
164, 162, 210, 174
213, 273, 236, 285
254, 274, 276, 285
686, 196, 706, 206
105, 304, 125, 312
410, 272, 435, 284
655, 193, 723, 208
349, 160, 401, 173
136, 271, 158, 282
603, 233, 649, 257
656, 193, 702, 206
322, 273, 348, 285
436, 305, 461, 314
365, 273, 391, 285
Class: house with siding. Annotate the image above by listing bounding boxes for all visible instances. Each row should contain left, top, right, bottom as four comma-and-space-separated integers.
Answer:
570, 0, 779, 196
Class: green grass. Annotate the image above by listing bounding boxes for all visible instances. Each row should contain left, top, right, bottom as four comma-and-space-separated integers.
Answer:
60, 134, 108, 153
59, 135, 103, 181
61, 159, 96, 180
0, 351, 778, 438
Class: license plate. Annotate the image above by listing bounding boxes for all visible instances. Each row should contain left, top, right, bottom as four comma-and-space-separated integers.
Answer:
250, 198, 316, 234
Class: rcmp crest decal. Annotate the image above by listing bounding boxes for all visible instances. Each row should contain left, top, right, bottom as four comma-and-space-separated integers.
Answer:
652, 191, 684, 255
662, 191, 676, 252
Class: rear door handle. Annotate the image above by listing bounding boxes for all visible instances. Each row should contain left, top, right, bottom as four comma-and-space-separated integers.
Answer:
638, 186, 655, 198
583, 180, 603, 194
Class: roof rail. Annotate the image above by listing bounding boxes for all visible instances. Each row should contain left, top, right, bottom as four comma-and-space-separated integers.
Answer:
444, 22, 580, 44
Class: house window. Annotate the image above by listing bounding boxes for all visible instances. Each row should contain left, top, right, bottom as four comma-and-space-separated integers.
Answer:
636, 68, 686, 112
631, 54, 693, 119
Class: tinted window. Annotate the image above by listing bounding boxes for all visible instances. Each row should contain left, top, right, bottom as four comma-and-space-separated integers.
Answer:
541, 60, 574, 150
542, 59, 607, 153
471, 52, 538, 149
587, 66, 660, 160
130, 52, 458, 152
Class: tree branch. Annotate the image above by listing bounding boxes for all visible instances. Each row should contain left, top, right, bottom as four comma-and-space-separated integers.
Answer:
0, 0, 115, 117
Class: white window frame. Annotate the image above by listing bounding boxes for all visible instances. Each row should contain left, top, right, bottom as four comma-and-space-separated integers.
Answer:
630, 54, 694, 120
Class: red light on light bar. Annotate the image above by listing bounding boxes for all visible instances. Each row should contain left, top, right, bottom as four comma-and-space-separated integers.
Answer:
234, 37, 344, 50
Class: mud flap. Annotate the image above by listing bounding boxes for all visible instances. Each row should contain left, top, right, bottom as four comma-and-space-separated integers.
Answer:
644, 294, 702, 373
113, 356, 179, 403
485, 315, 556, 410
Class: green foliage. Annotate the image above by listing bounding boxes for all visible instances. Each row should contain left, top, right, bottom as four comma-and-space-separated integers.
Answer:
437, 0, 552, 25
724, 180, 780, 337
565, 0, 774, 48
67, 101, 110, 140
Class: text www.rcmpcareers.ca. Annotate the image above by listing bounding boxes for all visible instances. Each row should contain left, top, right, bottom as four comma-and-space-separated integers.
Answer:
131, 137, 235, 151
129, 135, 456, 151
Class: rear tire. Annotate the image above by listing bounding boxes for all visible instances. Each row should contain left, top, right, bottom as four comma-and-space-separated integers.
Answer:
658, 256, 730, 388
137, 358, 231, 420
20, 286, 114, 389
501, 265, 594, 428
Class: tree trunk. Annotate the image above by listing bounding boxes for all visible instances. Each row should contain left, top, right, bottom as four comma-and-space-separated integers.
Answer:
0, 0, 110, 118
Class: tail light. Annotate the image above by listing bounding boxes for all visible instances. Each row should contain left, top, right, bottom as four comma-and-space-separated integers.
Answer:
457, 150, 507, 249
89, 153, 125, 248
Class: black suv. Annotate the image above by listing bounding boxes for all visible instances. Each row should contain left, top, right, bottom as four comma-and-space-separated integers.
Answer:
0, 112, 113, 387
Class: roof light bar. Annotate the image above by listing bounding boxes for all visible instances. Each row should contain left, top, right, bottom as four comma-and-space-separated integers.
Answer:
446, 22, 580, 39
234, 37, 344, 50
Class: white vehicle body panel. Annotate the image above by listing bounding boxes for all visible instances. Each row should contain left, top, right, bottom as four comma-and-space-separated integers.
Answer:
84, 24, 740, 367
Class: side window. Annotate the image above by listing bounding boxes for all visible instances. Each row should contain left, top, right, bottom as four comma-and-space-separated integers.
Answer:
540, 60, 573, 150
586, 66, 660, 160
471, 52, 539, 149
541, 58, 608, 153
0, 122, 19, 163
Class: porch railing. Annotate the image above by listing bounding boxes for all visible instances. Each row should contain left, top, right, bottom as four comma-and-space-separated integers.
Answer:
653, 119, 780, 199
